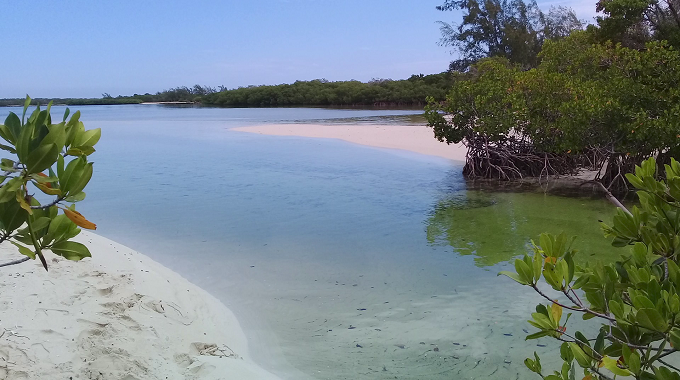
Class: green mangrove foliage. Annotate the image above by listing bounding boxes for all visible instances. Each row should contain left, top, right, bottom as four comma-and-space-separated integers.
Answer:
0, 85, 216, 107
595, 0, 680, 49
425, 32, 680, 187
501, 157, 680, 379
0, 97, 143, 107
200, 73, 458, 107
0, 97, 99, 270
0, 74, 457, 108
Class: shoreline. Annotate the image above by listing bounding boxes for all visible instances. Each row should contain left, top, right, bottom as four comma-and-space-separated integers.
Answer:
0, 231, 281, 380
232, 123, 467, 162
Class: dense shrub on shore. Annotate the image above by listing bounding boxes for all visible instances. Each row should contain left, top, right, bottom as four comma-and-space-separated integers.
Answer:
426, 33, 680, 188
428, 0, 680, 190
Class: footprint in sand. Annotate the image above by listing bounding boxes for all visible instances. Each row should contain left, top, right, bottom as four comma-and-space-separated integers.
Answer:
96, 285, 115, 296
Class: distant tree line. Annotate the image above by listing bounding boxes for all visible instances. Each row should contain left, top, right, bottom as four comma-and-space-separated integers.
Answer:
120, 85, 220, 103
0, 74, 456, 108
200, 73, 457, 107
0, 97, 143, 107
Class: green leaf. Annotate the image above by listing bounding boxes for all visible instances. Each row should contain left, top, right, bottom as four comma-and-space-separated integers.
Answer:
499, 270, 529, 285
524, 357, 540, 373
530, 312, 555, 330
57, 154, 64, 178
524, 352, 542, 373
26, 143, 59, 174
593, 330, 605, 355
635, 308, 668, 331
0, 143, 16, 154
608, 300, 624, 318
532, 252, 543, 282
543, 266, 562, 289
572, 274, 590, 289
15, 120, 34, 162
560, 342, 574, 362
22, 95, 31, 121
65, 119, 84, 146
0, 124, 14, 144
626, 173, 644, 189
29, 216, 51, 233
574, 331, 590, 347
632, 242, 648, 266
525, 330, 551, 340
10, 241, 34, 259
66, 146, 96, 156
628, 350, 641, 375
0, 198, 27, 232
66, 162, 93, 196
43, 214, 70, 246
653, 366, 677, 380
540, 233, 553, 256
29, 174, 58, 184
50, 241, 91, 261
601, 356, 633, 376
60, 157, 86, 193
4, 113, 21, 144
12, 233, 33, 246
670, 328, 680, 350
568, 343, 591, 368
515, 258, 535, 285
72, 128, 101, 148
64, 191, 86, 203
41, 126, 67, 152
0, 178, 23, 203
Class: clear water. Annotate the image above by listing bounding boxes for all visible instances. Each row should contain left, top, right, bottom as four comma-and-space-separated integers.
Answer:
1, 105, 623, 379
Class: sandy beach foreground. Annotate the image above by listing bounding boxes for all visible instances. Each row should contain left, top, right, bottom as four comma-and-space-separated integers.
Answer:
0, 232, 280, 380
232, 124, 467, 161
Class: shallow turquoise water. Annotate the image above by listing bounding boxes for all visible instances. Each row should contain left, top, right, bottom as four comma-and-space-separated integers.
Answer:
1, 105, 623, 379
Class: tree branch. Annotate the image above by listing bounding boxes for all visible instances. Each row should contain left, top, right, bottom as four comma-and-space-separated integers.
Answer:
0, 256, 30, 268
531, 284, 617, 322
582, 180, 632, 216
30, 196, 64, 210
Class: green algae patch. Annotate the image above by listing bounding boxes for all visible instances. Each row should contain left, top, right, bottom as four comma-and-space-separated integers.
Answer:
426, 190, 619, 267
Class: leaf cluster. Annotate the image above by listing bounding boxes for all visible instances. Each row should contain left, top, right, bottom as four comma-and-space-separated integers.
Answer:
0, 96, 99, 270
502, 157, 680, 379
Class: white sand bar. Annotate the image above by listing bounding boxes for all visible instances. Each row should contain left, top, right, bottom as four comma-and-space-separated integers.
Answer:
0, 232, 281, 380
233, 124, 467, 161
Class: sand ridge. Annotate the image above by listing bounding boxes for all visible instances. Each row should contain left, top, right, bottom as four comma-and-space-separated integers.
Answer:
0, 232, 281, 380
232, 124, 467, 162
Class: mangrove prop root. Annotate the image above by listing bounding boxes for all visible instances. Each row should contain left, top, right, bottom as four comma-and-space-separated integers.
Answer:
461, 136, 577, 181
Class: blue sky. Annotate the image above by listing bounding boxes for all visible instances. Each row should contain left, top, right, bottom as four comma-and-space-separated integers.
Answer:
0, 0, 597, 98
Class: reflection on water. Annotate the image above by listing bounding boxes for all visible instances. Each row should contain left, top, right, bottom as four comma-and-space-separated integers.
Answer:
426, 188, 619, 267
294, 113, 427, 126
